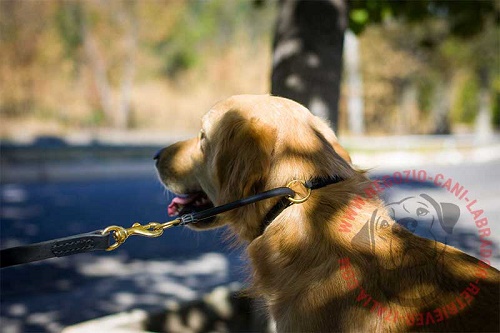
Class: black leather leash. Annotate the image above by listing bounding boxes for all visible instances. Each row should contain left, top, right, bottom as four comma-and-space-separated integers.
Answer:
0, 176, 343, 268
0, 231, 111, 268
177, 186, 295, 226
0, 187, 295, 268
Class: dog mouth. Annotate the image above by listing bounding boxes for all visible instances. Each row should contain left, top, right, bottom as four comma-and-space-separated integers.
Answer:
168, 192, 214, 217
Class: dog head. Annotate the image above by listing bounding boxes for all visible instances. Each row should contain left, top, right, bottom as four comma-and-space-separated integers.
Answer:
386, 194, 460, 244
351, 194, 460, 269
155, 95, 354, 241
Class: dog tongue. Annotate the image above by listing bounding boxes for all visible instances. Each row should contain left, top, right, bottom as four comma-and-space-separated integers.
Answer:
168, 195, 197, 216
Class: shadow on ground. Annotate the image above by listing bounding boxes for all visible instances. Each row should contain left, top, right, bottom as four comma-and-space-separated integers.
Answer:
1, 170, 497, 332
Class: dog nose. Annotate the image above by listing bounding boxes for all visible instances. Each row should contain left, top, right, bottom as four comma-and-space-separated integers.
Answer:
153, 148, 164, 166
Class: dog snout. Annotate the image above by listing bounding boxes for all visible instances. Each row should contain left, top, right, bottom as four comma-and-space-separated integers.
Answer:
153, 148, 164, 167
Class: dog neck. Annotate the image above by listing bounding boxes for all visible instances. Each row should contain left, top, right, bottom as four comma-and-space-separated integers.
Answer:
258, 174, 347, 237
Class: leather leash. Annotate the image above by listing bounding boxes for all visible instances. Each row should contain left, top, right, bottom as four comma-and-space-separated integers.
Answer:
0, 177, 343, 268
0, 231, 111, 268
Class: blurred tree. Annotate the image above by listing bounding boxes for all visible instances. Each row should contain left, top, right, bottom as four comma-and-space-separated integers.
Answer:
0, 1, 50, 116
271, 0, 347, 131
55, 1, 139, 129
270, 0, 497, 134
1, 0, 496, 136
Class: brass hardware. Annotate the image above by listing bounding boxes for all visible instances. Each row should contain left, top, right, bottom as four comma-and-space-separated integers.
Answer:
103, 180, 311, 251
286, 179, 311, 204
103, 219, 181, 251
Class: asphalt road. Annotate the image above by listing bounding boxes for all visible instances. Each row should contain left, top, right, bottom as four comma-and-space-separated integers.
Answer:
1, 158, 499, 332
0, 174, 248, 333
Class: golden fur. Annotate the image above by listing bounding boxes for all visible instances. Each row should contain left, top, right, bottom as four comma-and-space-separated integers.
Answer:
156, 94, 499, 332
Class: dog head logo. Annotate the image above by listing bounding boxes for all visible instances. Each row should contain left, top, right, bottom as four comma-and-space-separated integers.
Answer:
351, 193, 461, 306
386, 193, 460, 244
352, 193, 460, 265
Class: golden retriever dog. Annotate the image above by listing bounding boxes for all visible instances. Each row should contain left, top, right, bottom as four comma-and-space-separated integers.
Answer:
155, 94, 499, 332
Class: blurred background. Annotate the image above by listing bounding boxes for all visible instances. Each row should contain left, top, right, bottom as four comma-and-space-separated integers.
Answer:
1, 1, 499, 332
1, 0, 498, 139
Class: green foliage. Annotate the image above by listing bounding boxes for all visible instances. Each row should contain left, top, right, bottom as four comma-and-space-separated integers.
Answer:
349, 0, 391, 34
1, 0, 496, 135
55, 3, 84, 60
349, 9, 369, 34
349, 0, 496, 37
493, 92, 500, 129
452, 74, 479, 124
152, 0, 256, 77
416, 76, 435, 115
86, 108, 106, 127
492, 75, 500, 129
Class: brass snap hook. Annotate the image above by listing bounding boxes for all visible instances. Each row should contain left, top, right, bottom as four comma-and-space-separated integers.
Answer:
286, 179, 311, 204
102, 225, 129, 251
102, 221, 180, 251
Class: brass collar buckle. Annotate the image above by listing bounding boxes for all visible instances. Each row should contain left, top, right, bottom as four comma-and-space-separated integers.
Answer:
286, 179, 312, 203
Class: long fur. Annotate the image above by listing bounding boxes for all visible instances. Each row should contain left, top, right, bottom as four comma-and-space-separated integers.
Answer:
156, 94, 500, 332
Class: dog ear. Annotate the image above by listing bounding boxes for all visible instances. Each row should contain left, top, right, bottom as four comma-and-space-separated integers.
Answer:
351, 220, 375, 254
439, 203, 460, 234
420, 194, 460, 234
215, 111, 276, 204
311, 116, 352, 163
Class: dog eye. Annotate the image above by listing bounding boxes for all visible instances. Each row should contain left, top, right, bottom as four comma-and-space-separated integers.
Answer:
198, 130, 208, 153
198, 130, 206, 141
416, 207, 429, 217
379, 219, 389, 229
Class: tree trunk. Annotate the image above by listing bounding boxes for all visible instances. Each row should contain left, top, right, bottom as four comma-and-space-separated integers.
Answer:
117, 4, 137, 129
82, 24, 115, 127
475, 67, 493, 143
82, 4, 137, 129
398, 80, 418, 134
344, 30, 364, 135
271, 0, 347, 132
431, 79, 451, 135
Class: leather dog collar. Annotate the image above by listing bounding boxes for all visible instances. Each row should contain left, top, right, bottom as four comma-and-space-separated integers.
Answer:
259, 175, 345, 237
